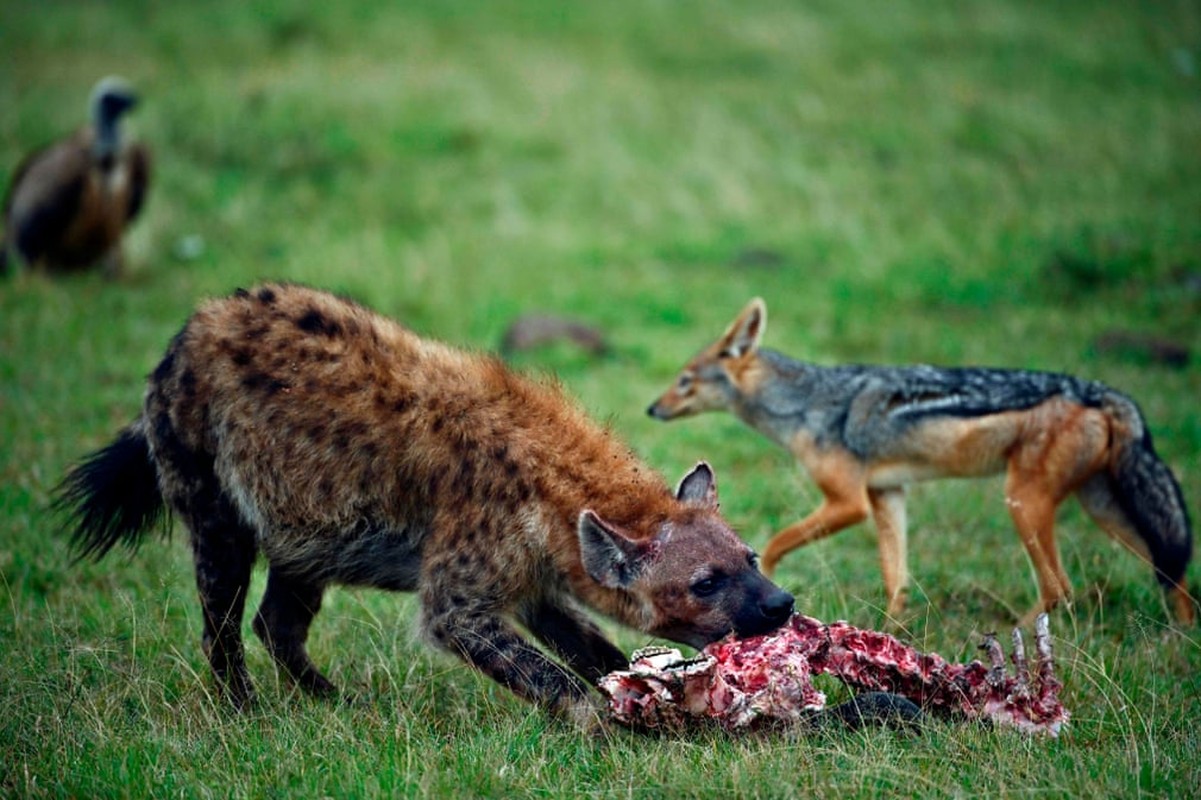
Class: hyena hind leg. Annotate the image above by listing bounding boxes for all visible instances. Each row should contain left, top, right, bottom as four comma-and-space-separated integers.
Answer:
252, 569, 336, 697
186, 506, 259, 710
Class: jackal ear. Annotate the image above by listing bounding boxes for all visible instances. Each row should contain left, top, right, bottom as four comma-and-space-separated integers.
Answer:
675, 462, 719, 510
718, 297, 766, 359
578, 510, 651, 588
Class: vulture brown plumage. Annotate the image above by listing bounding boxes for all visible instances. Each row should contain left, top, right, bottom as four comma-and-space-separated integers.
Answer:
2, 77, 151, 276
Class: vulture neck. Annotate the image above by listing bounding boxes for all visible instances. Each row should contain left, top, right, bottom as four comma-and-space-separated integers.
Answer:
90, 106, 123, 164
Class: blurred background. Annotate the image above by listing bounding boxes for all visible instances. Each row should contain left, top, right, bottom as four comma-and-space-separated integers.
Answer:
4, 0, 1197, 611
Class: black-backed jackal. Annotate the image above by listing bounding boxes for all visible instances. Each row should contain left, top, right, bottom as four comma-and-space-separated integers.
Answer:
648, 298, 1194, 625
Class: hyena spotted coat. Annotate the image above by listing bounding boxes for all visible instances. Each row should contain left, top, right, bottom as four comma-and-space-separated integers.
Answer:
57, 284, 794, 725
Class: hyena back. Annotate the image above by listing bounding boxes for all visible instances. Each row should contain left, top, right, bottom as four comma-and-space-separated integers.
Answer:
56, 283, 794, 724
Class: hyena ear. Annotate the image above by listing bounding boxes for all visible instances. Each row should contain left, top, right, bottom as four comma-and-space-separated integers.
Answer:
675, 462, 719, 509
718, 297, 766, 359
578, 510, 653, 588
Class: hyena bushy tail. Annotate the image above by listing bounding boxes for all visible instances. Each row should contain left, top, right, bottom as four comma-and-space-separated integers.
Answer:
53, 418, 167, 561
1102, 392, 1193, 616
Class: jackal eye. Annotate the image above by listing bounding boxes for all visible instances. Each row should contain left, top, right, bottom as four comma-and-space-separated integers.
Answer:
675, 373, 694, 392
690, 573, 726, 598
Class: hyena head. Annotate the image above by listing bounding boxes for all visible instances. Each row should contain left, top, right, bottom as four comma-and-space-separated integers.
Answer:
646, 297, 766, 421
578, 461, 794, 649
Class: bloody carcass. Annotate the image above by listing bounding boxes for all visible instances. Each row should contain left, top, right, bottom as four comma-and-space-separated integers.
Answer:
599, 613, 1068, 736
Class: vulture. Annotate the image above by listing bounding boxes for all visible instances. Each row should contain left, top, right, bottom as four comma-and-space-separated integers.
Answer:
1, 77, 151, 276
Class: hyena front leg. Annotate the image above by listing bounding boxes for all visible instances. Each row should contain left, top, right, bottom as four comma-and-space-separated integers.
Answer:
423, 598, 600, 726
252, 569, 336, 697
519, 597, 628, 683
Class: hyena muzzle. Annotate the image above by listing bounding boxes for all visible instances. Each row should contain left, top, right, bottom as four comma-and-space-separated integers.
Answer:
55, 283, 794, 726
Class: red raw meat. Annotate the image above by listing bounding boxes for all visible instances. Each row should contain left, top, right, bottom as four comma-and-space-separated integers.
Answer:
599, 613, 1068, 736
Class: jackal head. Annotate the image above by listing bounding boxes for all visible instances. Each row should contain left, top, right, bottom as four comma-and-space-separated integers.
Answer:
578, 462, 793, 649
646, 298, 766, 421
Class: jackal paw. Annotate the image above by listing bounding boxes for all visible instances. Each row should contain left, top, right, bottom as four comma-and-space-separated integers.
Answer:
1019, 597, 1069, 628
884, 592, 910, 621
1168, 586, 1196, 626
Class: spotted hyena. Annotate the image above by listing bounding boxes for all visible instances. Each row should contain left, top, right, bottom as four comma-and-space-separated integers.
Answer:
56, 283, 794, 726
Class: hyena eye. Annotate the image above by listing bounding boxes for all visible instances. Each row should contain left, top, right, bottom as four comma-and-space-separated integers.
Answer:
690, 573, 726, 598
747, 552, 760, 570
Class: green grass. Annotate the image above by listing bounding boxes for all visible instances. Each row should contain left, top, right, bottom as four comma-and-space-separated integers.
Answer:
3, 0, 1200, 796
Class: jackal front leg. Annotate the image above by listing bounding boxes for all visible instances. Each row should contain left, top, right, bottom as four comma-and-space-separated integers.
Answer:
761, 483, 871, 578
869, 487, 909, 619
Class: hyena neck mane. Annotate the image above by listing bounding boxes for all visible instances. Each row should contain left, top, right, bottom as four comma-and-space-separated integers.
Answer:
393, 336, 681, 621
525, 400, 680, 610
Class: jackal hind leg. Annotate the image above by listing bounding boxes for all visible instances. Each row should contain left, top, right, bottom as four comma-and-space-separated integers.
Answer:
424, 599, 599, 727
519, 598, 628, 683
1006, 407, 1117, 624
1003, 473, 1072, 627
869, 487, 909, 619
252, 569, 336, 697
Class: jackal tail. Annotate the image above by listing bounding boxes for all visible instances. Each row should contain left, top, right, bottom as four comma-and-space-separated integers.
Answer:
1103, 392, 1193, 609
53, 418, 167, 561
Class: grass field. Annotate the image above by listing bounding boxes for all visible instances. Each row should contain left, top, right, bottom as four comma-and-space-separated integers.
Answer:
3, 0, 1200, 797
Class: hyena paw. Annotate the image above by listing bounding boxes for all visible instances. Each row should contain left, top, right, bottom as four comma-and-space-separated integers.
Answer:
296, 669, 338, 698
218, 676, 257, 712
562, 697, 609, 737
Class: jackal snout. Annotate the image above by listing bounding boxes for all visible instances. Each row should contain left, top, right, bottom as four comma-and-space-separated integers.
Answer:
646, 394, 691, 421
645, 366, 729, 421
648, 298, 768, 422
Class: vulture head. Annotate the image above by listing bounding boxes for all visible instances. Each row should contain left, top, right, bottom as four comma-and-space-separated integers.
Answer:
90, 77, 140, 160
